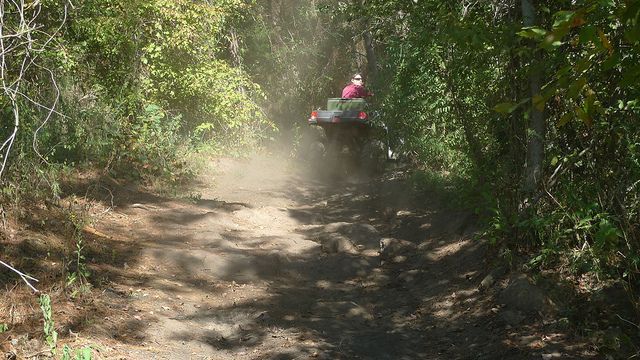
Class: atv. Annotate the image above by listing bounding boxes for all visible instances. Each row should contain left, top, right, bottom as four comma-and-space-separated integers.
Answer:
305, 98, 387, 175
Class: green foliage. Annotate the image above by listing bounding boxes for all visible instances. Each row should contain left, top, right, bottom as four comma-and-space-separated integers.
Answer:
62, 345, 93, 360
39, 294, 58, 354
338, 0, 640, 293
0, 0, 277, 208
520, 1, 639, 280
40, 272, 93, 359
137, 0, 273, 147
65, 210, 92, 298
240, 0, 358, 131
368, 0, 515, 181
112, 104, 190, 181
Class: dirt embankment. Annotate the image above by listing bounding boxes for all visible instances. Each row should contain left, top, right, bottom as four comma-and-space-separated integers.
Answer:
1, 155, 600, 359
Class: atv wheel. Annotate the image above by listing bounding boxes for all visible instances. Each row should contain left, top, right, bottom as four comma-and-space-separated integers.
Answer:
299, 125, 326, 159
360, 139, 387, 175
307, 140, 325, 161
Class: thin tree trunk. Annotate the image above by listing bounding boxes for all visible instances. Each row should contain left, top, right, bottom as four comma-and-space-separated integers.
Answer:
363, 30, 378, 82
229, 28, 242, 68
521, 0, 545, 193
227, 28, 247, 99
357, 0, 377, 82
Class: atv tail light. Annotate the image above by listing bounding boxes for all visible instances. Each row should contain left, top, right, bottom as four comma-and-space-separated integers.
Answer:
358, 111, 368, 120
309, 111, 318, 123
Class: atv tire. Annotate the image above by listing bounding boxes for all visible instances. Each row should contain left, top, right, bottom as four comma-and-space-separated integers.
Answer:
299, 125, 327, 160
360, 139, 387, 175
307, 140, 326, 161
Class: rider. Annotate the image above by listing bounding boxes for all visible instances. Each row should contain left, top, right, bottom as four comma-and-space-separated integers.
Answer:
341, 73, 373, 99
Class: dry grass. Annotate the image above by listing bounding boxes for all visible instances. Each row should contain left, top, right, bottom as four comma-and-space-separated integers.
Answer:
0, 181, 120, 357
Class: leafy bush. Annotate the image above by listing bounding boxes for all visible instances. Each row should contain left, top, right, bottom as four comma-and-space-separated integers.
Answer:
110, 104, 194, 182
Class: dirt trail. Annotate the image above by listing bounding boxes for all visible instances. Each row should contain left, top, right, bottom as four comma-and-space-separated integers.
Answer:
84, 155, 593, 360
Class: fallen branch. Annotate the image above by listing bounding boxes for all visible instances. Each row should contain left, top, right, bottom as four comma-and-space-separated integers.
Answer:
0, 259, 39, 293
616, 313, 640, 330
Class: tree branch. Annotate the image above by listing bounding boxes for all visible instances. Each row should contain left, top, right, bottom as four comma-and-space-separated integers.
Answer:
0, 259, 40, 293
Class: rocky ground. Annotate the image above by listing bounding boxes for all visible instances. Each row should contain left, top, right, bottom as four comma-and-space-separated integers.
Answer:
0, 154, 608, 359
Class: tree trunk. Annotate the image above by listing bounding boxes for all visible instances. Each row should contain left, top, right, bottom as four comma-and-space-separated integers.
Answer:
357, 0, 377, 82
521, 0, 545, 193
363, 30, 378, 82
229, 28, 242, 68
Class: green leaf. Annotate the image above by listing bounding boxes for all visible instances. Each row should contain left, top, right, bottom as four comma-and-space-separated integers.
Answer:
579, 26, 597, 45
567, 77, 587, 98
624, 25, 640, 44
493, 102, 518, 114
76, 346, 93, 360
597, 29, 613, 54
584, 92, 597, 116
144, 104, 161, 113
575, 107, 592, 127
540, 32, 564, 50
517, 27, 547, 40
574, 58, 592, 74
620, 64, 640, 87
62, 345, 72, 360
557, 113, 573, 127
601, 53, 620, 71
553, 11, 576, 29
594, 219, 621, 249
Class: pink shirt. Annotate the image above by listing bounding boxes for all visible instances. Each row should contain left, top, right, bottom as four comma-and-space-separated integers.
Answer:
341, 84, 371, 98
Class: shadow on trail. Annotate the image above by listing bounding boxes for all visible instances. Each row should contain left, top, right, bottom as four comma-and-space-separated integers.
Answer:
134, 162, 590, 360
61, 172, 252, 273
11, 159, 594, 359
0, 171, 256, 343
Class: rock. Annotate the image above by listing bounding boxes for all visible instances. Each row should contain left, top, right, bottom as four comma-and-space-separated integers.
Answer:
21, 237, 49, 254
479, 274, 495, 290
379, 238, 417, 261
324, 222, 380, 250
542, 352, 562, 359
478, 266, 507, 291
348, 224, 380, 249
315, 222, 381, 253
500, 310, 526, 326
319, 233, 356, 254
324, 222, 350, 233
498, 273, 554, 316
